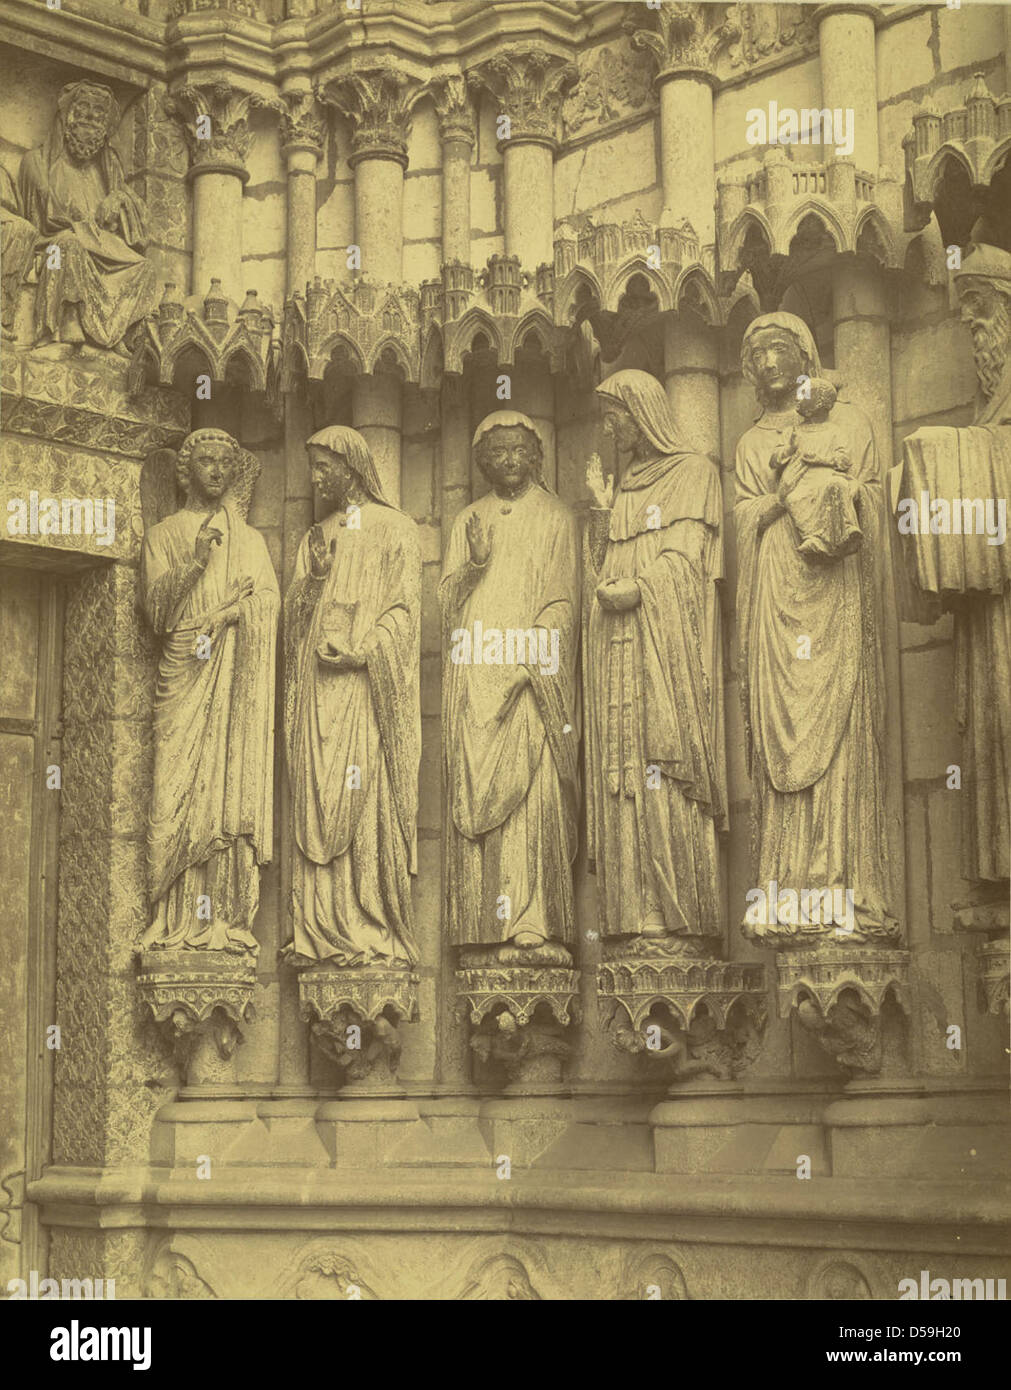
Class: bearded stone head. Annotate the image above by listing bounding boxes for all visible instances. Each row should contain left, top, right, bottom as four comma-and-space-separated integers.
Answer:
59, 82, 116, 164
955, 244, 1011, 403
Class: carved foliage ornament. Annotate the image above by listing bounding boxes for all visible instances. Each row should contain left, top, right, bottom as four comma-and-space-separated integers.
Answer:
167, 82, 284, 174
468, 48, 578, 147
624, 1, 740, 82
317, 68, 421, 168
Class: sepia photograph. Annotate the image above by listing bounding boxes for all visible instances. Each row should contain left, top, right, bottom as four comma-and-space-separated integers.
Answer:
0, 0, 1008, 1352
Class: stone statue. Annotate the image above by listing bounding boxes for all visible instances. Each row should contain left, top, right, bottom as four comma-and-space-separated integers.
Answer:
140, 429, 279, 953
441, 411, 580, 959
18, 80, 158, 356
284, 426, 421, 968
735, 312, 896, 946
895, 243, 1010, 904
0, 164, 36, 334
584, 370, 725, 942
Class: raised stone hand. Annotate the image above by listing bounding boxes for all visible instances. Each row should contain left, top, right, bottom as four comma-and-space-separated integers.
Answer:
308, 522, 336, 579
465, 511, 491, 566
193, 513, 224, 568
586, 452, 614, 509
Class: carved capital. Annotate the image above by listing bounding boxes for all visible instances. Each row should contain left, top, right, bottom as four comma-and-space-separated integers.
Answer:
624, 2, 739, 85
431, 73, 476, 146
167, 81, 283, 178
281, 93, 326, 157
318, 67, 421, 169
467, 47, 578, 149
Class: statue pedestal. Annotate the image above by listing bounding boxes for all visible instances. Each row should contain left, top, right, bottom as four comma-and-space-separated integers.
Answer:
953, 886, 1010, 1017
454, 964, 580, 1093
597, 941, 767, 1088
137, 949, 257, 1088
297, 965, 419, 1091
777, 945, 910, 1076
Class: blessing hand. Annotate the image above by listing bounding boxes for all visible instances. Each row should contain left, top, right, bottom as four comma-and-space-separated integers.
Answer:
466, 512, 491, 566
586, 452, 614, 509
308, 524, 336, 579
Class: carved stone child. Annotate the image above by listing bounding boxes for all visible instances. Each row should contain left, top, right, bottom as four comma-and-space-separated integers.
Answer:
770, 377, 863, 561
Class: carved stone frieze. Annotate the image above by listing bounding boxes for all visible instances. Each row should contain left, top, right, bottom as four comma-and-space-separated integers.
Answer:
562, 41, 653, 137
726, 3, 817, 72
283, 276, 421, 384
468, 47, 578, 148
295, 967, 420, 1084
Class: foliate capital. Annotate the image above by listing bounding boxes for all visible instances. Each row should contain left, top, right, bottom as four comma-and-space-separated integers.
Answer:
167, 80, 284, 177
467, 47, 578, 148
624, 1, 739, 86
317, 67, 422, 169
431, 74, 476, 146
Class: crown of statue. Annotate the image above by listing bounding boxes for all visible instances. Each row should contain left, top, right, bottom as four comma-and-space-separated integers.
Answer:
955, 242, 1011, 286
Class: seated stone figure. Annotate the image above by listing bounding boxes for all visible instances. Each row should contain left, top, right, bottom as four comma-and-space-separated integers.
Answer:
769, 377, 863, 562
0, 163, 36, 334
18, 80, 158, 357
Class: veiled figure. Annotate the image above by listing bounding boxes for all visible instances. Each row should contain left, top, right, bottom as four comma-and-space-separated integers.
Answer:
18, 81, 157, 354
585, 370, 726, 942
441, 412, 580, 953
735, 312, 896, 945
285, 427, 421, 967
896, 244, 1011, 890
140, 429, 279, 952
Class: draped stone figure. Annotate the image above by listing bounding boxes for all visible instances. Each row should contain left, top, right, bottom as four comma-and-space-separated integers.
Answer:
140, 429, 279, 953
284, 427, 421, 967
18, 81, 158, 355
735, 312, 896, 946
0, 164, 36, 334
896, 243, 1011, 901
585, 370, 726, 943
441, 412, 580, 957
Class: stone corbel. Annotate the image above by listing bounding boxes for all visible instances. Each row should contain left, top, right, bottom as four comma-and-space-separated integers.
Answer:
778, 947, 910, 1076
137, 949, 257, 1086
598, 941, 767, 1087
294, 965, 419, 1087
953, 888, 1010, 1019
455, 957, 580, 1090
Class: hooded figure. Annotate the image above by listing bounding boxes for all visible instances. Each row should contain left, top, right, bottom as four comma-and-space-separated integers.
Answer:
284, 426, 421, 966
735, 312, 896, 946
18, 80, 158, 352
896, 245, 1011, 887
440, 410, 580, 954
585, 369, 725, 942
